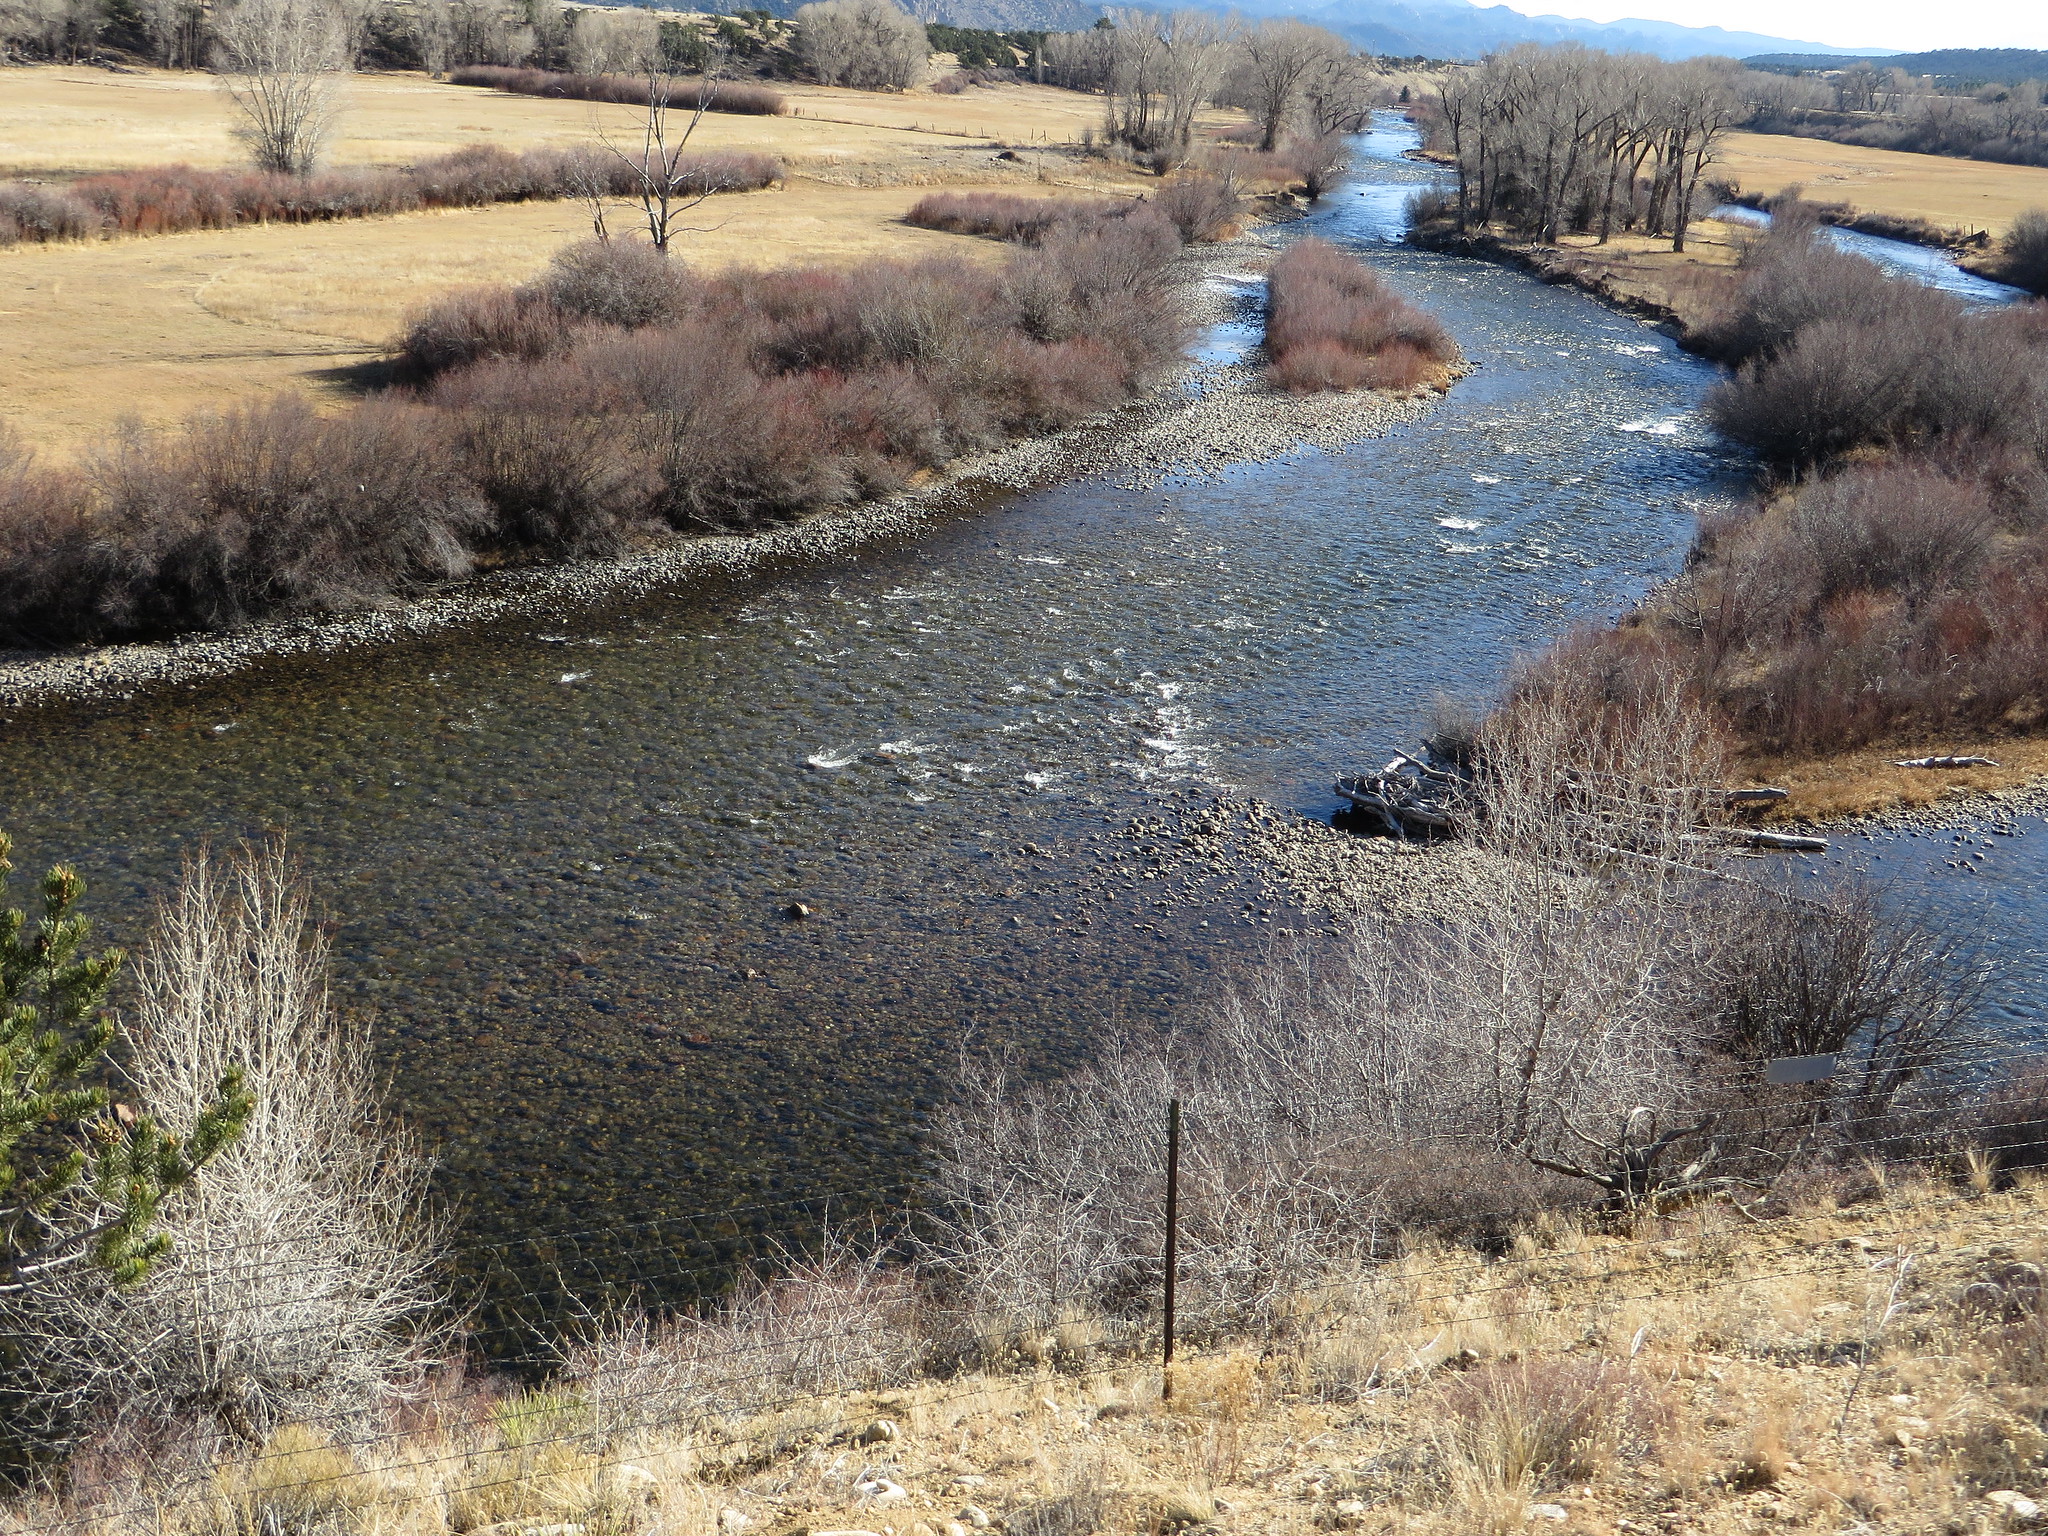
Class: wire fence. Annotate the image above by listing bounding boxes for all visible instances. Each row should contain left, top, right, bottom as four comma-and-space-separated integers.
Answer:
5, 1040, 2048, 1532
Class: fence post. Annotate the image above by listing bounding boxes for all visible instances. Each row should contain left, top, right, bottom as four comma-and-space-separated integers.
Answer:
1162, 1096, 1181, 1402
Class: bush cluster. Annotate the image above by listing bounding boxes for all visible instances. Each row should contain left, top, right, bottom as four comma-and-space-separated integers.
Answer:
1999, 209, 2048, 297
1261, 237, 1460, 393
1545, 212, 2048, 757
447, 65, 787, 116
905, 190, 1139, 243
0, 145, 780, 248
0, 216, 1188, 646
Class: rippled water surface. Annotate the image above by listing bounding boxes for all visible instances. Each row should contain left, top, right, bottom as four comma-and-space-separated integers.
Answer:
1, 120, 2034, 1310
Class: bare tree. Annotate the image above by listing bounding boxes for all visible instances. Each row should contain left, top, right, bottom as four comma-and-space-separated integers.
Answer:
568, 4, 658, 76
212, 0, 351, 177
1098, 9, 1233, 168
1302, 44, 1379, 135
14, 842, 445, 1454
1227, 19, 1347, 151
1428, 43, 1739, 251
795, 0, 927, 92
586, 61, 735, 255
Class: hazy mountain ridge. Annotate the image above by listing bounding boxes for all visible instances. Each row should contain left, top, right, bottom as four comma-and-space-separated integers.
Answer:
1745, 48, 2048, 85
893, 0, 1881, 62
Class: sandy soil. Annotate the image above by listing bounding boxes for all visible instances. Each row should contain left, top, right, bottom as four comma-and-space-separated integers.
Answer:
1716, 129, 2048, 239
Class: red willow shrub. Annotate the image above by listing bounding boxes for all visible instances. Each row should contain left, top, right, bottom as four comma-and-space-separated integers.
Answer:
447, 66, 787, 117
1261, 238, 1459, 393
0, 145, 778, 245
1151, 172, 1240, 243
904, 191, 1139, 244
1515, 223, 2048, 758
1, 221, 1187, 646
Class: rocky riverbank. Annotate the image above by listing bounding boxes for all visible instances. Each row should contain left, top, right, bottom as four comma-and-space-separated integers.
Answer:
0, 227, 1449, 711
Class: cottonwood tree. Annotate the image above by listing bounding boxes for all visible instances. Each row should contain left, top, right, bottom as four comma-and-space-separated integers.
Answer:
1228, 19, 1348, 150
16, 843, 442, 1452
1428, 43, 1740, 250
0, 0, 102, 62
1096, 9, 1233, 167
568, 4, 658, 76
213, 0, 353, 176
795, 0, 927, 92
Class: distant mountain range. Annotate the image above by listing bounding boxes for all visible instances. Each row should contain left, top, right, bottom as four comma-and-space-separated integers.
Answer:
1744, 48, 2048, 85
902, 0, 1886, 62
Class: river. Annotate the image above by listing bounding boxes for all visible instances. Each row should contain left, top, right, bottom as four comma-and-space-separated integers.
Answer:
0, 117, 2037, 1329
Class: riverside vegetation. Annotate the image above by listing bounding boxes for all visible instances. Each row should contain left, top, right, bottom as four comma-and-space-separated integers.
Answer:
0, 672, 2043, 1532
1516, 203, 2048, 778
0, 191, 1457, 647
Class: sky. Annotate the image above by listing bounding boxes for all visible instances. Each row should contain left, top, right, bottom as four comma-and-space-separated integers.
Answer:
1493, 0, 2048, 52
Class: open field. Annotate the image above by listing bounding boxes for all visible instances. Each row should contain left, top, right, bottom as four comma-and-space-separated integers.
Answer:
0, 182, 1037, 454
0, 65, 1116, 180
0, 67, 1209, 455
1717, 130, 2048, 239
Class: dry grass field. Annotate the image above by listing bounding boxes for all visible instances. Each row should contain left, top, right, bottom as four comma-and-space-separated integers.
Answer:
0, 65, 1113, 179
1716, 130, 2048, 240
0, 66, 1199, 455
19, 1172, 2046, 1536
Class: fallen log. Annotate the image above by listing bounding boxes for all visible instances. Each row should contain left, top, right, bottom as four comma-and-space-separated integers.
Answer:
1710, 827, 1828, 853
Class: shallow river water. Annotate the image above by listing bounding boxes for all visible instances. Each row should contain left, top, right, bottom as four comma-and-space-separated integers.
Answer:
0, 120, 2037, 1327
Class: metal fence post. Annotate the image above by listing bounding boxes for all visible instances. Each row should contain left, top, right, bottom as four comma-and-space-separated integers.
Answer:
1163, 1096, 1180, 1402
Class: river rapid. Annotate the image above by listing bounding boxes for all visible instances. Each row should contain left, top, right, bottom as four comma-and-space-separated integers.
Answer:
0, 119, 2037, 1322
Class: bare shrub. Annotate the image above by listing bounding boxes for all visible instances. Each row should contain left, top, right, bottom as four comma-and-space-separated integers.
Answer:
15, 842, 444, 1454
1624, 449, 2048, 753
1278, 131, 1351, 199
540, 238, 702, 327
0, 425, 99, 646
1151, 170, 1240, 242
431, 357, 660, 554
447, 64, 787, 115
13, 143, 773, 250
13, 224, 1189, 644
905, 191, 1126, 244
0, 183, 97, 244
1263, 237, 1458, 393
1998, 207, 2048, 295
563, 1244, 920, 1439
397, 285, 571, 379
74, 398, 485, 638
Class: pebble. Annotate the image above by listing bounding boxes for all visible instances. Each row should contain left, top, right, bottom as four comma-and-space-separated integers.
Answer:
856, 1478, 909, 1506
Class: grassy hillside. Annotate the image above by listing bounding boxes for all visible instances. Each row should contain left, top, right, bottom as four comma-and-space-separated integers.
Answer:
15, 1172, 2045, 1536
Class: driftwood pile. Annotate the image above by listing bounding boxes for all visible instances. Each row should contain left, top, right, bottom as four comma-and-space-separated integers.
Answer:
1336, 751, 1828, 854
